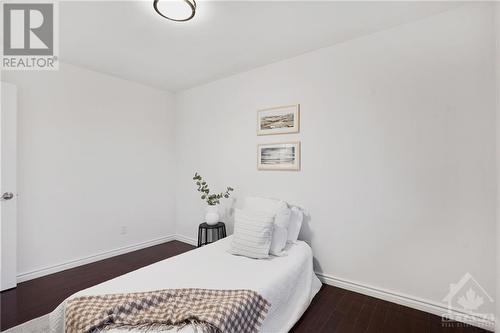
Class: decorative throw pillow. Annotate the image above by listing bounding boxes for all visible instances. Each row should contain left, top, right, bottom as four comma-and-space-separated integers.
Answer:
274, 206, 291, 228
287, 207, 303, 243
228, 209, 274, 259
269, 224, 288, 256
244, 196, 287, 213
243, 197, 291, 255
269, 207, 291, 256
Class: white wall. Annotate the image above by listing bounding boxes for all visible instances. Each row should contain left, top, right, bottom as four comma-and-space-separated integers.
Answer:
495, 3, 500, 332
175, 3, 496, 317
1, 63, 176, 278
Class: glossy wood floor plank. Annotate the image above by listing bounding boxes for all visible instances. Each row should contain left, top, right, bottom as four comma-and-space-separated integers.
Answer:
1, 240, 489, 333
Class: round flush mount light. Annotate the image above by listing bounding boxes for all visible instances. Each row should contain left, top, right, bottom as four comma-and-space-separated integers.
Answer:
154, 0, 196, 22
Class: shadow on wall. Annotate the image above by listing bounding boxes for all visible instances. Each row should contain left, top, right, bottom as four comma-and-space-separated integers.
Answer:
220, 197, 237, 234
295, 212, 323, 273
298, 212, 313, 244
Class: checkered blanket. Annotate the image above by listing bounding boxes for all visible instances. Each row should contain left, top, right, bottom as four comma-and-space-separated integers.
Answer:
65, 288, 270, 333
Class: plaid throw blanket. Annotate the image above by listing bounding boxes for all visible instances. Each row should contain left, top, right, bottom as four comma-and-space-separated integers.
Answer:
65, 288, 270, 333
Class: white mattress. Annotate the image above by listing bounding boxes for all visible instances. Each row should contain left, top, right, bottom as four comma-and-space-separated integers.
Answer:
49, 236, 322, 333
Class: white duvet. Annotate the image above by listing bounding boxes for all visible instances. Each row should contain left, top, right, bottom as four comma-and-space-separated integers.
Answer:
49, 236, 322, 333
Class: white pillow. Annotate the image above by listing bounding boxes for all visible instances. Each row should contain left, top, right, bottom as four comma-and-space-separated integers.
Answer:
287, 207, 303, 243
269, 223, 288, 256
244, 196, 287, 213
228, 209, 274, 259
244, 197, 291, 255
274, 206, 291, 228
269, 207, 291, 256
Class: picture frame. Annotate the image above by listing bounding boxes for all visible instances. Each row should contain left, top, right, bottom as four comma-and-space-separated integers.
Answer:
257, 141, 301, 171
257, 104, 300, 136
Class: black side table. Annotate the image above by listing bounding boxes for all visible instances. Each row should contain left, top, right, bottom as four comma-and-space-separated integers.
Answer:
198, 222, 226, 247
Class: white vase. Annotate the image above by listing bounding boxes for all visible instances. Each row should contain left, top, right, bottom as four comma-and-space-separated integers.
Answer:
205, 205, 219, 225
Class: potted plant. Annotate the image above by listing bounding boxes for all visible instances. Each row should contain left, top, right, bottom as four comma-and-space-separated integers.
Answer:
193, 172, 234, 225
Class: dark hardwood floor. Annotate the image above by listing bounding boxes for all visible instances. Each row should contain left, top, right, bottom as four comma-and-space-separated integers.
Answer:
1, 240, 194, 331
1, 240, 487, 333
291, 285, 488, 333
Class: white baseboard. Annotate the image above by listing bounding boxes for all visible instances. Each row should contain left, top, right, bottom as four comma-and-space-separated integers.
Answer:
17, 235, 175, 283
17, 234, 197, 283
174, 234, 197, 246
316, 273, 496, 332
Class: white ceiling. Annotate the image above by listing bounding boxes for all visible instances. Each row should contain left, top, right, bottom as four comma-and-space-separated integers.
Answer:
60, 1, 461, 92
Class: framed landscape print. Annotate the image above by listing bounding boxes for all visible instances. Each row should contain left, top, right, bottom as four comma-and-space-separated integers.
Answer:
257, 104, 300, 136
257, 142, 301, 171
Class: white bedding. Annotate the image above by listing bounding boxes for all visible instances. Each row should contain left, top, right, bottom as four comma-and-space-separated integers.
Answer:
49, 236, 322, 333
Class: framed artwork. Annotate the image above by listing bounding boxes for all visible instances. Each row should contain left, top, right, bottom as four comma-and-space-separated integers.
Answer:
257, 142, 301, 171
257, 104, 300, 136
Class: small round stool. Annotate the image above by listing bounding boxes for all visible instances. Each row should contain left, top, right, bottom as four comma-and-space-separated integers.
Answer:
197, 222, 227, 247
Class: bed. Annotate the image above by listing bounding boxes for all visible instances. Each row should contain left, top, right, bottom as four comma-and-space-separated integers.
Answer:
49, 235, 322, 333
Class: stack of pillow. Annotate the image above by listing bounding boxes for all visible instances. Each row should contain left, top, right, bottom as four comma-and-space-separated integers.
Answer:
228, 196, 304, 259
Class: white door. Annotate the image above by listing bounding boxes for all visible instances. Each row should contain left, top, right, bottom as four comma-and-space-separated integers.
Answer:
0, 82, 17, 291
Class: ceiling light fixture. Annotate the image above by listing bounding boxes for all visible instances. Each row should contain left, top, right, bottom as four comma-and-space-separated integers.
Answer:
153, 0, 196, 22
